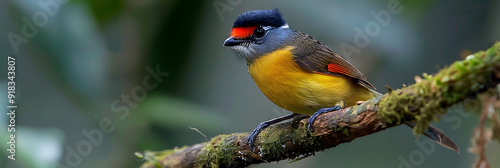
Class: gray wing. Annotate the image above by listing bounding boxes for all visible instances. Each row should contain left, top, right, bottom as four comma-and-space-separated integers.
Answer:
289, 31, 375, 89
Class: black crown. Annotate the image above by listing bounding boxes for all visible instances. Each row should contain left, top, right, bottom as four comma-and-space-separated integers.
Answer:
233, 8, 286, 28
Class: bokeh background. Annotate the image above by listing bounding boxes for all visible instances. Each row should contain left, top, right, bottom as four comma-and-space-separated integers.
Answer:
1, 0, 500, 167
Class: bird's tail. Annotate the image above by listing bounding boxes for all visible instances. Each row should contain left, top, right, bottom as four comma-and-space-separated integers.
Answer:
367, 87, 383, 98
405, 123, 460, 153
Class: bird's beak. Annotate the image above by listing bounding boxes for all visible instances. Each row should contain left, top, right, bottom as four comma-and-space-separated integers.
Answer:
223, 37, 250, 46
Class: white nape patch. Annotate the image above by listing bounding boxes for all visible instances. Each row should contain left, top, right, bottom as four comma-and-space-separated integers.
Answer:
280, 24, 289, 29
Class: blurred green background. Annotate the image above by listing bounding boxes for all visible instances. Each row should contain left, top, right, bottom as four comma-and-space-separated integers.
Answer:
1, 0, 500, 167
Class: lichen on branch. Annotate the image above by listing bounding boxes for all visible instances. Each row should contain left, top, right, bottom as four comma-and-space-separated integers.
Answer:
140, 42, 500, 168
378, 43, 500, 134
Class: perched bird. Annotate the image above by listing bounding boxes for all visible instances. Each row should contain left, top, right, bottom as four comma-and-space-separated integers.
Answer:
223, 9, 459, 153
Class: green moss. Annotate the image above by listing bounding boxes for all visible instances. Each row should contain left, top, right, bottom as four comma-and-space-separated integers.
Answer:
139, 147, 187, 168
255, 121, 324, 161
196, 133, 243, 168
377, 42, 500, 134
331, 126, 350, 136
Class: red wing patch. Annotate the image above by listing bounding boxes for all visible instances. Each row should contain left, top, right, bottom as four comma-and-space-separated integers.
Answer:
327, 63, 351, 76
230, 26, 257, 39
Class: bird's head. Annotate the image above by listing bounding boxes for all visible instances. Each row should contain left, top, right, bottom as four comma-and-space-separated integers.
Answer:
223, 9, 293, 64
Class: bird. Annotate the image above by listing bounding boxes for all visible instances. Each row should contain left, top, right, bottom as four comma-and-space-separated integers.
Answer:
223, 8, 459, 153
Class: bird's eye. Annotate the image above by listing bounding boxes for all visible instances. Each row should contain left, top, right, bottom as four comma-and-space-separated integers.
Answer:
254, 27, 266, 38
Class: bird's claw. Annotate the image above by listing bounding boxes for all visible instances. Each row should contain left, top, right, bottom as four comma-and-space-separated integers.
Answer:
248, 122, 268, 151
247, 113, 298, 152
307, 106, 342, 130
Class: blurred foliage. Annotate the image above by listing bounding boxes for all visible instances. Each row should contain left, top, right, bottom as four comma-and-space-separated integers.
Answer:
1, 0, 499, 167
148, 0, 206, 95
85, 0, 125, 24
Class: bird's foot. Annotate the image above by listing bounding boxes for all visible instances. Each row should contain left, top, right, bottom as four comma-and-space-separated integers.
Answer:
247, 121, 269, 151
307, 106, 342, 130
247, 113, 298, 152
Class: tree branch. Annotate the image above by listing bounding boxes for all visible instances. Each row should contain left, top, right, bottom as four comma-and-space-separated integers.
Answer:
139, 42, 500, 168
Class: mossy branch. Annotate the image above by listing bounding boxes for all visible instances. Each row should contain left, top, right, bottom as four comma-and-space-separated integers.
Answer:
140, 42, 500, 168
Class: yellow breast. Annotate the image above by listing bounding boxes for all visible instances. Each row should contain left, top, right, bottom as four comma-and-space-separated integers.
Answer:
248, 46, 374, 115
